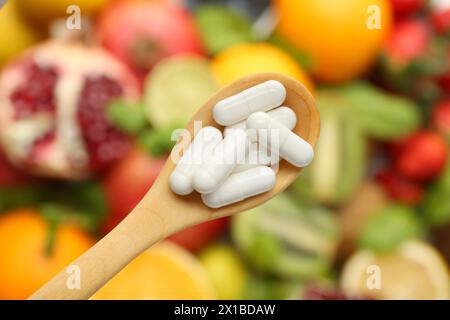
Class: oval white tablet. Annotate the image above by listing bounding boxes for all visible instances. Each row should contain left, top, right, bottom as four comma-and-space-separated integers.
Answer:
213, 80, 286, 126
169, 126, 222, 195
224, 106, 297, 138
193, 129, 249, 194
233, 142, 277, 173
246, 112, 314, 167
201, 166, 276, 208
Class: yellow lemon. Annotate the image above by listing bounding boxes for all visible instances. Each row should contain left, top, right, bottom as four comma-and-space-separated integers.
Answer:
341, 240, 450, 300
0, 1, 41, 66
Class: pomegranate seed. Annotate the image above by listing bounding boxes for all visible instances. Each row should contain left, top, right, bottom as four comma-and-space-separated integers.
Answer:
77, 76, 130, 171
10, 63, 58, 120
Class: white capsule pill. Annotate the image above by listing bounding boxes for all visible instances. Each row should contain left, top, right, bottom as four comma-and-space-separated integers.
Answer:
201, 166, 276, 208
213, 80, 286, 126
233, 142, 277, 173
193, 129, 248, 194
170, 126, 222, 195
224, 106, 297, 138
246, 112, 314, 167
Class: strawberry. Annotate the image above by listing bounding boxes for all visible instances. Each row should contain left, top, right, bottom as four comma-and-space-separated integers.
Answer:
432, 99, 450, 139
380, 18, 449, 104
385, 19, 430, 67
392, 130, 448, 182
431, 9, 450, 33
437, 45, 450, 91
438, 74, 450, 92
376, 168, 424, 205
430, 0, 450, 33
390, 0, 425, 17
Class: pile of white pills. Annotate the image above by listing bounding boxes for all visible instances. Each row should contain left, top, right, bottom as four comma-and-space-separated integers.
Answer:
169, 80, 314, 208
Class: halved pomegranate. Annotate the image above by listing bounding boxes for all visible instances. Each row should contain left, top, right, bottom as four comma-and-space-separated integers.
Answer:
0, 41, 139, 179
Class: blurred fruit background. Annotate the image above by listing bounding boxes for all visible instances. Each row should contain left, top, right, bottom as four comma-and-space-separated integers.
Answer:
0, 0, 449, 300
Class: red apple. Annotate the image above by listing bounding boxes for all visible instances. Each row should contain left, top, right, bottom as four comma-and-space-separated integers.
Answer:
101, 146, 229, 251
168, 218, 229, 253
102, 148, 166, 233
376, 168, 424, 205
392, 130, 448, 182
96, 0, 204, 82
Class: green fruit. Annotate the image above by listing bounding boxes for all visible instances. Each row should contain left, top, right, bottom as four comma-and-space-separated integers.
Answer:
359, 204, 424, 252
341, 82, 421, 140
243, 275, 302, 300
199, 244, 248, 300
292, 91, 367, 206
0, 180, 106, 233
107, 100, 147, 135
138, 126, 180, 156
424, 161, 450, 226
143, 55, 218, 129
268, 34, 313, 72
232, 194, 339, 280
194, 4, 254, 55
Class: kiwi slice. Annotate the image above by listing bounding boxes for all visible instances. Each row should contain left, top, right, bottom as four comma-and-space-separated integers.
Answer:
143, 55, 219, 129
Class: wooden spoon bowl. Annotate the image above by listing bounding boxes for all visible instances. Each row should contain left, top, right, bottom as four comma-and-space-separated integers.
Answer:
30, 72, 319, 300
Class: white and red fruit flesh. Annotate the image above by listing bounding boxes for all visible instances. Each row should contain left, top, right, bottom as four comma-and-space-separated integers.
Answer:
0, 41, 139, 179
96, 0, 204, 82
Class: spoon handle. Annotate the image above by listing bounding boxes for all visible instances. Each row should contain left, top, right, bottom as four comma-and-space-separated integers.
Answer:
28, 197, 167, 300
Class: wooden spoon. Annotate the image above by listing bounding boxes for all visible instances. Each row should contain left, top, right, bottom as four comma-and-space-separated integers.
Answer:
29, 72, 320, 300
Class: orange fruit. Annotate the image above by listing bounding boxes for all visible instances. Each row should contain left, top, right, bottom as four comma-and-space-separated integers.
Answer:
211, 43, 314, 91
340, 240, 450, 300
92, 242, 215, 299
0, 209, 95, 299
274, 0, 392, 83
